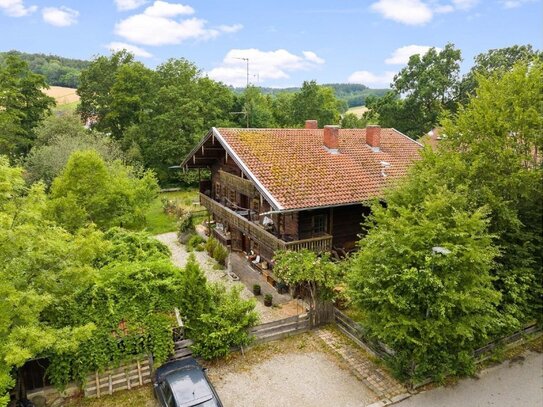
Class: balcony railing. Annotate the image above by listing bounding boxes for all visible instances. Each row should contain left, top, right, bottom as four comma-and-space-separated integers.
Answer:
200, 193, 332, 254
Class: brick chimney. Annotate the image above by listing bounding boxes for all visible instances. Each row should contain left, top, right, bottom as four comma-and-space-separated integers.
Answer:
305, 120, 318, 129
366, 125, 381, 151
324, 125, 339, 151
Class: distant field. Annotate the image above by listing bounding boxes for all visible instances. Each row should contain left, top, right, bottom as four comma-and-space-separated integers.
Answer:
346, 106, 369, 118
43, 86, 80, 105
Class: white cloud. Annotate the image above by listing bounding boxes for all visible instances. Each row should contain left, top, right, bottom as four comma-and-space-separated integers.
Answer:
143, 0, 193, 17
208, 48, 326, 87
115, 1, 240, 46
217, 23, 243, 33
501, 0, 536, 8
42, 6, 79, 27
370, 0, 482, 25
303, 51, 325, 64
348, 70, 396, 87
0, 0, 37, 17
385, 45, 440, 64
115, 0, 147, 11
116, 15, 217, 45
370, 0, 433, 25
106, 42, 152, 57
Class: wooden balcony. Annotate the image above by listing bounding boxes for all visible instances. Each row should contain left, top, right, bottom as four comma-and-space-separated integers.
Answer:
200, 193, 332, 254
218, 170, 258, 198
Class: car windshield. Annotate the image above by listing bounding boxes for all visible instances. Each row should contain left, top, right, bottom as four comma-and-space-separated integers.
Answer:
169, 366, 214, 407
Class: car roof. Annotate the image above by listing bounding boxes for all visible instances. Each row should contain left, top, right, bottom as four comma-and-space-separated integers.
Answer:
164, 364, 214, 407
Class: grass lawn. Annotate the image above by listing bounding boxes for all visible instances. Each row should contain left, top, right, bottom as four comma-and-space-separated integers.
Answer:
65, 385, 156, 407
144, 188, 204, 235
53, 100, 79, 114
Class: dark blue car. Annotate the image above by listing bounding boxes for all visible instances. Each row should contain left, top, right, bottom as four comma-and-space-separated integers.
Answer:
154, 358, 223, 407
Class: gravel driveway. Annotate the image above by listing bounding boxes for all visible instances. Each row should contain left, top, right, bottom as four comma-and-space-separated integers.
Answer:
154, 232, 288, 323
209, 351, 377, 407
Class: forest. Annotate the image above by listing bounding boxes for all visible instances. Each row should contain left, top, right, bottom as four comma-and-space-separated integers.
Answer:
0, 42, 541, 403
0, 50, 90, 88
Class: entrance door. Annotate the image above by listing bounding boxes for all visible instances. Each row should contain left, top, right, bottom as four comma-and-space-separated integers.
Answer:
231, 229, 243, 252
239, 193, 249, 210
241, 235, 250, 253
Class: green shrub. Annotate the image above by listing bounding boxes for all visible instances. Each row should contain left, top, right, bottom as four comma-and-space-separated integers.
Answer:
187, 234, 205, 251
205, 237, 218, 256
212, 243, 228, 266
177, 212, 195, 244
190, 285, 259, 359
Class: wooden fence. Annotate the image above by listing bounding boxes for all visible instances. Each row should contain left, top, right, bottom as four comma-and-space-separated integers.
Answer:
83, 358, 152, 398
334, 308, 394, 358
473, 323, 540, 360
250, 313, 311, 344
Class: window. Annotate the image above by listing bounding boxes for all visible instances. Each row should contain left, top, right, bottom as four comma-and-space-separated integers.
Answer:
312, 214, 327, 234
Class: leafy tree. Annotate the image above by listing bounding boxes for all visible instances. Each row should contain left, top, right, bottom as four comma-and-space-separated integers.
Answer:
366, 44, 462, 138
340, 112, 367, 128
25, 114, 125, 185
0, 157, 98, 403
348, 177, 501, 383
458, 44, 543, 104
348, 60, 542, 383
290, 81, 345, 127
190, 284, 258, 359
178, 254, 212, 330
442, 60, 543, 326
271, 92, 295, 126
123, 58, 234, 183
0, 55, 55, 157
77, 51, 153, 141
80, 53, 235, 183
0, 50, 90, 87
233, 86, 276, 128
274, 249, 338, 310
48, 150, 158, 231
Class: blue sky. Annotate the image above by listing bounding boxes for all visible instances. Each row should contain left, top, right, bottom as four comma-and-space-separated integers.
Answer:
1, 0, 541, 88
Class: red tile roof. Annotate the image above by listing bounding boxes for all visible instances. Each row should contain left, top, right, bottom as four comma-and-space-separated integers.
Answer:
215, 127, 422, 210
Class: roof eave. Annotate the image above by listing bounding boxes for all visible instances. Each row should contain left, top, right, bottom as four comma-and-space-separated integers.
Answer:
180, 128, 284, 212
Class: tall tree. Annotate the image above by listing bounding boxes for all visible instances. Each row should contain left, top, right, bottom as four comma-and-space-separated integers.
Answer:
290, 80, 345, 127
348, 177, 501, 383
232, 86, 276, 128
123, 58, 234, 183
77, 51, 153, 141
48, 151, 158, 231
458, 44, 543, 105
0, 55, 55, 157
365, 44, 462, 138
79, 53, 235, 183
25, 114, 125, 185
442, 60, 543, 326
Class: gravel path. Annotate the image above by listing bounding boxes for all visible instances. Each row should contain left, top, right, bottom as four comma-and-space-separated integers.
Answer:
154, 232, 285, 323
210, 351, 377, 407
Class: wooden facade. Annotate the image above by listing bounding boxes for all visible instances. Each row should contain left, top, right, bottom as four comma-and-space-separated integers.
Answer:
194, 142, 367, 263
182, 125, 421, 269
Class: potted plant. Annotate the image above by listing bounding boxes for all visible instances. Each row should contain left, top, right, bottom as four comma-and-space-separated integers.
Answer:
264, 294, 273, 307
253, 284, 261, 295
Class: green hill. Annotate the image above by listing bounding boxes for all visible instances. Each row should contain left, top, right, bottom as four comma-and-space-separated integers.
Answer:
0, 50, 90, 88
232, 83, 388, 107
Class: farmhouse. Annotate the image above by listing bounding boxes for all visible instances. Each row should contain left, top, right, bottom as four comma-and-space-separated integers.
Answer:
181, 121, 422, 271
